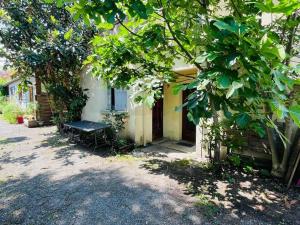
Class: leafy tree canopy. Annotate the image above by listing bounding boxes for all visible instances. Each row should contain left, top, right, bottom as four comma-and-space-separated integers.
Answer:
0, 0, 95, 123
61, 0, 300, 175
17, 0, 300, 176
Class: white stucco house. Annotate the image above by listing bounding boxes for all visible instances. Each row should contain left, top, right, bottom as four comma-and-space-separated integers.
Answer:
4, 76, 53, 123
80, 63, 205, 153
4, 76, 37, 109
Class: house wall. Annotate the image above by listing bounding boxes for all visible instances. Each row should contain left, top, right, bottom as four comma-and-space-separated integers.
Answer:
127, 101, 152, 145
80, 65, 205, 147
163, 83, 182, 141
7, 77, 36, 109
81, 71, 108, 122
81, 70, 147, 143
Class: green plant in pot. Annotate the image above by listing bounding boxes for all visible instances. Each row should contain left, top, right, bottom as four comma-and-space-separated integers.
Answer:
2, 103, 23, 124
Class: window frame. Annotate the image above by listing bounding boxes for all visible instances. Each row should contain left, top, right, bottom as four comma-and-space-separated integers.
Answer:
107, 87, 127, 111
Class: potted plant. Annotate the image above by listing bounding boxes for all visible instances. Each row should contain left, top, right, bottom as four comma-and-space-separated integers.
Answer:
17, 114, 24, 124
23, 114, 38, 127
23, 103, 38, 128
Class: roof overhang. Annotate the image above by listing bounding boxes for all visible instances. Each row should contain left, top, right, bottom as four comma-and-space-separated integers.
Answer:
3, 77, 21, 87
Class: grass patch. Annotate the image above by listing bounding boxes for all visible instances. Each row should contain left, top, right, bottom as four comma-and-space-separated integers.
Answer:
170, 159, 213, 171
194, 194, 219, 219
112, 154, 142, 161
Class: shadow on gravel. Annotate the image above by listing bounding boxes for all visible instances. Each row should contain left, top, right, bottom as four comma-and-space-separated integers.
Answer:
0, 168, 202, 225
0, 136, 29, 145
141, 159, 300, 225
34, 132, 116, 166
0, 152, 37, 166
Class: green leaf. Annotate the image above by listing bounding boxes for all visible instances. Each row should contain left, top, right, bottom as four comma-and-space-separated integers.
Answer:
106, 11, 116, 24
195, 53, 208, 64
214, 20, 236, 33
261, 43, 286, 60
206, 52, 218, 62
251, 122, 266, 138
57, 0, 64, 8
172, 84, 185, 95
256, 1, 300, 15
226, 81, 243, 99
273, 71, 285, 91
64, 28, 73, 40
175, 101, 188, 112
50, 15, 57, 24
97, 22, 114, 30
236, 113, 251, 128
289, 105, 300, 127
276, 44, 286, 60
213, 20, 246, 35
195, 52, 218, 64
270, 100, 288, 119
217, 74, 231, 89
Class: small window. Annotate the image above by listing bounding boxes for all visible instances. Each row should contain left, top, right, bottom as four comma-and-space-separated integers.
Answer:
10, 86, 16, 96
107, 88, 127, 111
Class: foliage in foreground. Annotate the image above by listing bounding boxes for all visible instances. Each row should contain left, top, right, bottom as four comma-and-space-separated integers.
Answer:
55, 0, 300, 178
0, 78, 8, 96
0, 0, 94, 125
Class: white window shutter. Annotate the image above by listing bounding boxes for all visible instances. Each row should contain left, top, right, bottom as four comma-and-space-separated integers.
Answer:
115, 89, 127, 111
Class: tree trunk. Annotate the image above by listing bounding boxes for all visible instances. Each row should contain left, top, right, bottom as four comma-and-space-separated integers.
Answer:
279, 119, 298, 175
211, 102, 221, 161
264, 104, 281, 176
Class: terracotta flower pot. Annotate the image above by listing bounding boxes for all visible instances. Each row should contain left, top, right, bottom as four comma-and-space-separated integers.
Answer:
17, 116, 24, 124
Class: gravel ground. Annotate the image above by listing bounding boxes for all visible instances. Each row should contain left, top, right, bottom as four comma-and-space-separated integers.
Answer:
0, 120, 203, 225
0, 119, 299, 225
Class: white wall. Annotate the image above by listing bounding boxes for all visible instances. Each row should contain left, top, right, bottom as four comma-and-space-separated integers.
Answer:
81, 70, 108, 122
8, 77, 36, 109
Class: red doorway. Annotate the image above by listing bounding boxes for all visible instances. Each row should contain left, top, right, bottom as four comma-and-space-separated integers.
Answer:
152, 98, 164, 140
182, 90, 196, 142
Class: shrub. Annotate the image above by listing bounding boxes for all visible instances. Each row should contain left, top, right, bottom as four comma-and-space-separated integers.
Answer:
228, 154, 241, 167
2, 103, 23, 124
25, 102, 38, 116
0, 96, 8, 113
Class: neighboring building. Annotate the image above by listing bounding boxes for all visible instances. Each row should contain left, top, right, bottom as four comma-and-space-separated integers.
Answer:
5, 77, 36, 109
80, 64, 204, 152
4, 77, 52, 124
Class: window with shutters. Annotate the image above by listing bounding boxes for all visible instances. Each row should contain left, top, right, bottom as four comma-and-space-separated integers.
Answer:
107, 88, 127, 111
9, 86, 16, 96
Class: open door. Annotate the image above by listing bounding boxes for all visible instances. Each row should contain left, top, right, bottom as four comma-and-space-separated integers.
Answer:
152, 98, 163, 140
182, 89, 196, 142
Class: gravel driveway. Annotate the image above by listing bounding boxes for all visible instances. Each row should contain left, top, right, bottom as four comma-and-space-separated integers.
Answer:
1, 120, 299, 225
0, 120, 203, 225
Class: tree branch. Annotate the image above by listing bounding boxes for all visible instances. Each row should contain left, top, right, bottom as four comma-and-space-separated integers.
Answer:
157, 0, 202, 70
284, 13, 299, 66
116, 17, 143, 38
230, 0, 242, 18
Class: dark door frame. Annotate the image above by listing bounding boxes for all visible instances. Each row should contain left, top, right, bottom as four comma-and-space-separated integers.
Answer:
182, 89, 196, 142
152, 97, 164, 140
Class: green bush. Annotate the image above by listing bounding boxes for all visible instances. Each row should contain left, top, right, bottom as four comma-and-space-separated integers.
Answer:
0, 96, 8, 113
228, 154, 241, 167
25, 102, 38, 115
2, 103, 23, 124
